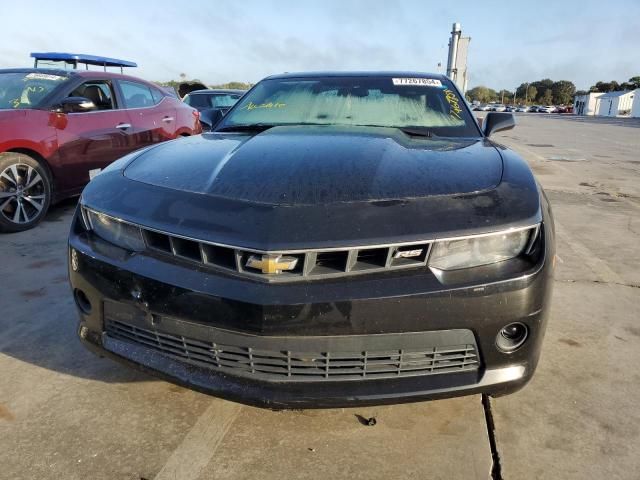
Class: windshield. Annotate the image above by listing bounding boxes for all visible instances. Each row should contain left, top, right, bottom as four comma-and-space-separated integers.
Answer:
219, 76, 480, 137
185, 93, 241, 109
0, 72, 67, 110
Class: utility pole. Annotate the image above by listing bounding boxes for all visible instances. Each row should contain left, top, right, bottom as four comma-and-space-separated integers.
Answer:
446, 23, 471, 94
446, 23, 461, 81
525, 83, 529, 105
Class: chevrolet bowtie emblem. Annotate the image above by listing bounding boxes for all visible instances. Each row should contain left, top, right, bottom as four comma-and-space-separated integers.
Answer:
246, 254, 299, 274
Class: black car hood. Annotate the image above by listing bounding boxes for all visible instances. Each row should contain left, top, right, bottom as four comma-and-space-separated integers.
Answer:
124, 126, 502, 205
84, 126, 542, 250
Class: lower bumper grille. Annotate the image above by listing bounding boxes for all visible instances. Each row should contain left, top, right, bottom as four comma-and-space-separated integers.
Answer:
105, 318, 480, 382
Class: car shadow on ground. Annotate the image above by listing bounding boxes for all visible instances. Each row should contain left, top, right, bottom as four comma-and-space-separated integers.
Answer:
0, 197, 151, 385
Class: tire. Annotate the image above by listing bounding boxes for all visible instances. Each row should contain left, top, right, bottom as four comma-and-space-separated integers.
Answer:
0, 152, 52, 233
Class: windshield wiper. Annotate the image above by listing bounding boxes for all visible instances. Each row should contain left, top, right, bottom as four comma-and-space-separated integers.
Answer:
216, 124, 278, 133
350, 124, 437, 138
398, 127, 435, 138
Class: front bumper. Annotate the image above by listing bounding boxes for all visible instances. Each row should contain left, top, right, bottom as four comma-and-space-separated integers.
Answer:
69, 218, 554, 408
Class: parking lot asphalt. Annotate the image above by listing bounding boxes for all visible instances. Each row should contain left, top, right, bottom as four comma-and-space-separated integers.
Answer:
488, 114, 640, 479
1, 114, 638, 479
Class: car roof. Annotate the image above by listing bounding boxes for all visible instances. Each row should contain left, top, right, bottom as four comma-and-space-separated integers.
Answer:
264, 71, 448, 80
0, 67, 72, 77
0, 67, 161, 87
188, 89, 246, 95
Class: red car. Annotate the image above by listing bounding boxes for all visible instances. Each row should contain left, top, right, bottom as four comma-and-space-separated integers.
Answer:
0, 62, 201, 232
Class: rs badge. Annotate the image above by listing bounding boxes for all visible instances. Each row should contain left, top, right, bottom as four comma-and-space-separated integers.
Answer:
393, 249, 423, 259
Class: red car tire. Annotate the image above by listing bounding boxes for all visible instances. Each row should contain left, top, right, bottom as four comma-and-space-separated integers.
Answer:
0, 152, 52, 232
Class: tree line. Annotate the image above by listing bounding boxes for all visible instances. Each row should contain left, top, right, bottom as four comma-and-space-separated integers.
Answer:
466, 79, 576, 106
467, 75, 640, 105
578, 76, 640, 95
153, 73, 253, 92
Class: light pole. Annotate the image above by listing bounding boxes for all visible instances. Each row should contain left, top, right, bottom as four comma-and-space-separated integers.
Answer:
524, 83, 529, 105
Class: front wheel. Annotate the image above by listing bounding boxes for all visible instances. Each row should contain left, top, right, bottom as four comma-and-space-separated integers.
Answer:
0, 152, 52, 233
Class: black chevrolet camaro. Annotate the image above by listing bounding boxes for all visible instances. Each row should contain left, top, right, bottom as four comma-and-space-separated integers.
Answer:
68, 72, 555, 408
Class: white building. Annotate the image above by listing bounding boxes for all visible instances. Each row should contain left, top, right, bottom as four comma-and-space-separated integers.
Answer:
594, 90, 637, 117
573, 92, 604, 115
632, 93, 640, 118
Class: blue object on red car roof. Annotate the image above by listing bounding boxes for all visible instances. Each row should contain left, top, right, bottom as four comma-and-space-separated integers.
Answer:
30, 52, 137, 72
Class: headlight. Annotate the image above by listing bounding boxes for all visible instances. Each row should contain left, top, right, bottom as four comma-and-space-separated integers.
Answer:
83, 207, 145, 252
428, 227, 535, 271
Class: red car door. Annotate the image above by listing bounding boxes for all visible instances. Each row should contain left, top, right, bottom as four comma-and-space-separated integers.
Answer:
54, 79, 138, 193
117, 80, 177, 149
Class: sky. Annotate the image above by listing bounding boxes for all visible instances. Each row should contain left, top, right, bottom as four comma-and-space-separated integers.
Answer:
1, 0, 638, 91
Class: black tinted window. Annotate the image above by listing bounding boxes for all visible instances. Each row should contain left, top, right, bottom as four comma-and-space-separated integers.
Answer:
184, 94, 210, 109
150, 88, 165, 104
70, 81, 115, 110
120, 81, 154, 108
185, 93, 241, 109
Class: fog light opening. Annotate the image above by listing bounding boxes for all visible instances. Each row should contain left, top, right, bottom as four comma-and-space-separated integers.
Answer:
74, 289, 92, 315
496, 322, 528, 353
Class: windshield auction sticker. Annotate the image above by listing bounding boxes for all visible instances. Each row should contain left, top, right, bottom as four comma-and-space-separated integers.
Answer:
25, 73, 65, 81
392, 78, 442, 87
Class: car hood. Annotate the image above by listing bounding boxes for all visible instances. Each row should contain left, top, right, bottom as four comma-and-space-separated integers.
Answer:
84, 126, 541, 250
124, 126, 502, 205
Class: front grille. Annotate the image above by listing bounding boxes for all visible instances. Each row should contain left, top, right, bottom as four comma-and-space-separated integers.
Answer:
83, 206, 539, 283
141, 227, 432, 281
105, 318, 480, 382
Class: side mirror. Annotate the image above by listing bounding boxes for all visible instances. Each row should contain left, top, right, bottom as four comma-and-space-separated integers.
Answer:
199, 108, 224, 131
58, 96, 96, 113
483, 112, 515, 137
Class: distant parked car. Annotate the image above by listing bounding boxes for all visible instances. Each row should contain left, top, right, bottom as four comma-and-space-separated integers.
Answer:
183, 89, 245, 113
516, 106, 530, 112
491, 104, 506, 112
0, 53, 201, 232
555, 105, 573, 114
538, 105, 556, 113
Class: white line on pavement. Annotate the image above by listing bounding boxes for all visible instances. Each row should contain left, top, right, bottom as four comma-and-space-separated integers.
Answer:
555, 223, 625, 285
154, 400, 242, 480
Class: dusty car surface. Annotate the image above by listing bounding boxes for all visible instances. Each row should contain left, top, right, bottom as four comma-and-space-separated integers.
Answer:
69, 72, 555, 408
0, 55, 201, 232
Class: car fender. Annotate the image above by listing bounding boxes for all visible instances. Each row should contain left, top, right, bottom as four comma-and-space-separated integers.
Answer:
0, 110, 61, 183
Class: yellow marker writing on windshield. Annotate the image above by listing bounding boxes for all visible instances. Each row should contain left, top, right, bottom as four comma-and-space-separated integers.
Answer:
244, 101, 286, 111
443, 89, 463, 120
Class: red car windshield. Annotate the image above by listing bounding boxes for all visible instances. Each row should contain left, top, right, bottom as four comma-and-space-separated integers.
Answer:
0, 72, 67, 110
